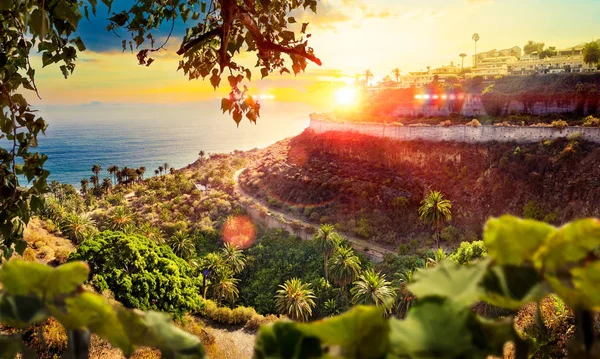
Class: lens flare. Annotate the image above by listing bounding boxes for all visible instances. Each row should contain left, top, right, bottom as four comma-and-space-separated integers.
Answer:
222, 215, 256, 248
335, 87, 357, 106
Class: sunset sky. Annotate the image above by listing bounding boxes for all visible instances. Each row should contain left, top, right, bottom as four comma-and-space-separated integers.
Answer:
28, 0, 600, 109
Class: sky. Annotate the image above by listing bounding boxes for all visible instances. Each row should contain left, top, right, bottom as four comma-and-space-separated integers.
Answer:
27, 0, 600, 109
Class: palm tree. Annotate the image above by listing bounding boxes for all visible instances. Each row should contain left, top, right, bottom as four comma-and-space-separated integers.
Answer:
163, 162, 169, 174
91, 164, 102, 179
200, 252, 226, 298
89, 175, 99, 191
80, 179, 89, 196
169, 167, 175, 175
109, 206, 133, 231
392, 68, 401, 83
221, 242, 246, 274
212, 272, 239, 306
275, 278, 316, 321
351, 269, 396, 311
101, 177, 112, 192
583, 41, 600, 68
138, 223, 165, 244
364, 69, 373, 87
137, 166, 146, 181
108, 165, 119, 184
472, 33, 480, 66
418, 190, 452, 248
313, 224, 341, 282
199, 150, 206, 161
154, 169, 159, 176
158, 166, 164, 175
459, 53, 467, 69
168, 230, 196, 259
426, 65, 431, 73
328, 245, 361, 289
60, 212, 97, 244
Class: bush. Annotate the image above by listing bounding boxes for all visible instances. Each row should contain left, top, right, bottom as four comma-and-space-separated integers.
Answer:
70, 231, 203, 315
244, 314, 280, 331
550, 120, 568, 130
439, 120, 452, 127
450, 241, 487, 265
582, 115, 600, 127
231, 306, 257, 324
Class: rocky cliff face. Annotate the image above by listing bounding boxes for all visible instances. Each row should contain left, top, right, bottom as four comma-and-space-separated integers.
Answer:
241, 130, 600, 249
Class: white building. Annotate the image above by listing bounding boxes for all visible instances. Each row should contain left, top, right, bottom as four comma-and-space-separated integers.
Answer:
508, 45, 598, 75
471, 56, 519, 77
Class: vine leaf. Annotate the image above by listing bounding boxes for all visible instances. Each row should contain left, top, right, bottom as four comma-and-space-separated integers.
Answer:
409, 259, 489, 306
298, 305, 389, 358
0, 260, 53, 296
533, 218, 600, 271
389, 299, 474, 358
481, 265, 546, 309
484, 215, 555, 266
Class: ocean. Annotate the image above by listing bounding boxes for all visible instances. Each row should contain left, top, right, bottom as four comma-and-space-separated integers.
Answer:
29, 100, 318, 186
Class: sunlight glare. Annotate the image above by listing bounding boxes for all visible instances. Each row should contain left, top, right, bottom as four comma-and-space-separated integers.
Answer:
335, 87, 357, 106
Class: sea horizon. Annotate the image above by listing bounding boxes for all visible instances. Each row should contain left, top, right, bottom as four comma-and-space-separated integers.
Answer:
30, 100, 321, 186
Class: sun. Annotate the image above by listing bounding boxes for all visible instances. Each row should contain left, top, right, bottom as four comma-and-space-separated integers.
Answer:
334, 87, 358, 106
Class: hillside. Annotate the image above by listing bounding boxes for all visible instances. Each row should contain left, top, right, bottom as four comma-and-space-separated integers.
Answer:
239, 129, 600, 250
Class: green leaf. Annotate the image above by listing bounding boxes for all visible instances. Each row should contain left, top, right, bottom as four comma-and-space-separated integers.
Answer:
254, 321, 322, 359
29, 9, 48, 39
51, 292, 132, 352
45, 262, 90, 299
0, 259, 52, 296
389, 299, 474, 358
534, 218, 600, 271
73, 37, 86, 51
484, 215, 555, 266
118, 310, 206, 358
409, 259, 489, 306
297, 305, 389, 358
473, 316, 515, 357
0, 293, 48, 328
245, 69, 252, 81
481, 265, 546, 309
201, 2, 207, 13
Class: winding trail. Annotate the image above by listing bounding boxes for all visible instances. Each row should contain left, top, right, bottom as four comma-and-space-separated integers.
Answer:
233, 168, 395, 262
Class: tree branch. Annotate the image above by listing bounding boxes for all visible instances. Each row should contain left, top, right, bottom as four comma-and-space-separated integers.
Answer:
238, 13, 321, 66
176, 27, 223, 55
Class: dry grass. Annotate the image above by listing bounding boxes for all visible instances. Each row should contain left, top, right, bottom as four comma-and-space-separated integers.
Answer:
19, 217, 76, 265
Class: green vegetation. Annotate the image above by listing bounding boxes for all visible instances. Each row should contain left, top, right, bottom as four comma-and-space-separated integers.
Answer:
70, 231, 203, 314
418, 190, 452, 248
275, 278, 317, 321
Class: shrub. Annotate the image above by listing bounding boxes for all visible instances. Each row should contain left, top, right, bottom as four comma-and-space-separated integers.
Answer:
450, 241, 487, 265
231, 306, 257, 324
466, 119, 481, 127
244, 314, 280, 331
439, 225, 461, 244
354, 217, 372, 238
70, 231, 202, 314
550, 119, 568, 130
582, 115, 600, 127
439, 120, 452, 127
523, 200, 544, 221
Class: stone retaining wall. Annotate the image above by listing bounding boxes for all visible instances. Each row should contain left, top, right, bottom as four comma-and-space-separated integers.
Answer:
310, 119, 600, 144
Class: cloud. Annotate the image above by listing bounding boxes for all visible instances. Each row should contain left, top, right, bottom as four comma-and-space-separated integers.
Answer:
364, 10, 397, 20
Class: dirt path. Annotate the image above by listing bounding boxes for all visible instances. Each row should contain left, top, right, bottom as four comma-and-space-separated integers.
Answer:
233, 168, 394, 261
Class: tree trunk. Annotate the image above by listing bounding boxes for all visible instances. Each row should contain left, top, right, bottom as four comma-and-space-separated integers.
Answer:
324, 255, 328, 282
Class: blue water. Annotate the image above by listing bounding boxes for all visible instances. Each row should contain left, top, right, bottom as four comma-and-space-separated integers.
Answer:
28, 101, 317, 185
